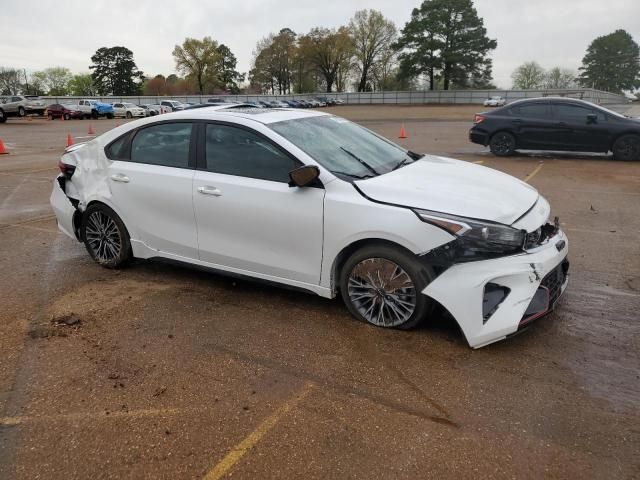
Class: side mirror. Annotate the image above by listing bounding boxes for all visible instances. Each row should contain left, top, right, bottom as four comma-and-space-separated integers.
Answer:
289, 165, 321, 188
586, 113, 598, 124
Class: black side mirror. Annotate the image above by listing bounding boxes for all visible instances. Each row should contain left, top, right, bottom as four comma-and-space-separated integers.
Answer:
586, 113, 598, 124
289, 165, 321, 188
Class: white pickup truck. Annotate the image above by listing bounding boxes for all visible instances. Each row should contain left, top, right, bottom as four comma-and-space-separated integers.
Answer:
74, 99, 115, 119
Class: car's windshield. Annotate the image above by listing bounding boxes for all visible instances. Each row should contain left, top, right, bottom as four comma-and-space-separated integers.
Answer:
123, 103, 136, 108
269, 116, 415, 179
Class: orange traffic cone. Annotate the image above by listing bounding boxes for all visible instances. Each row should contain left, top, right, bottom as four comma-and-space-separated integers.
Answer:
88, 124, 95, 135
66, 134, 73, 147
0, 138, 8, 155
399, 124, 407, 139
60, 113, 64, 121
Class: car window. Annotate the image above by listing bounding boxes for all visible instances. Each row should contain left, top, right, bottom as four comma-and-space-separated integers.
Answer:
510, 103, 550, 119
131, 123, 192, 168
554, 104, 606, 123
12, 97, 22, 102
204, 124, 298, 182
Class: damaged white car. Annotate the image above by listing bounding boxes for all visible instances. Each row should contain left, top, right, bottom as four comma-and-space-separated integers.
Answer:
51, 106, 569, 348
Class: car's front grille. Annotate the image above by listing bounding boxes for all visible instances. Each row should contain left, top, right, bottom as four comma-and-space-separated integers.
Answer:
541, 257, 569, 306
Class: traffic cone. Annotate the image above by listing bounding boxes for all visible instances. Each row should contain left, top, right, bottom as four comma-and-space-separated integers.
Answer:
66, 134, 73, 147
0, 138, 8, 155
60, 113, 64, 121
399, 124, 407, 139
88, 124, 95, 135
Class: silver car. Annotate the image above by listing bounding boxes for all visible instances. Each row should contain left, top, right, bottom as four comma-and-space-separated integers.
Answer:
0, 95, 46, 120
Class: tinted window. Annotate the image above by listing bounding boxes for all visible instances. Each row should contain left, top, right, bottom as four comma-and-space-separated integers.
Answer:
12, 97, 22, 102
106, 134, 130, 160
510, 103, 550, 119
554, 104, 606, 123
205, 124, 297, 182
131, 123, 192, 168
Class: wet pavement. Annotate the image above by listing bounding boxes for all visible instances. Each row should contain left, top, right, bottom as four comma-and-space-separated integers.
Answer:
0, 107, 638, 479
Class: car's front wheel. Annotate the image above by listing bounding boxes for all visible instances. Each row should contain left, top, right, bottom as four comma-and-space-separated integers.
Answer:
126, 111, 132, 119
612, 134, 640, 161
18, 106, 26, 117
489, 131, 516, 156
339, 244, 435, 330
81, 204, 132, 268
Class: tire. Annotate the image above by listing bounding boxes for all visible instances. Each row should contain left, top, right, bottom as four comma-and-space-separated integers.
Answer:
612, 134, 640, 161
489, 131, 517, 156
18, 106, 26, 117
91, 110, 98, 119
106, 113, 114, 119
339, 244, 435, 330
0, 109, 8, 123
81, 204, 132, 268
64, 113, 70, 121
126, 111, 132, 119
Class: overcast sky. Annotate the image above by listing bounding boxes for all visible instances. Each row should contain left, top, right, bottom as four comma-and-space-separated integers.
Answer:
1, 0, 638, 89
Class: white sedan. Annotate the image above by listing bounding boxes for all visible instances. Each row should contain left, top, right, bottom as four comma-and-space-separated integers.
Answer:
50, 106, 569, 348
483, 96, 506, 107
112, 102, 146, 119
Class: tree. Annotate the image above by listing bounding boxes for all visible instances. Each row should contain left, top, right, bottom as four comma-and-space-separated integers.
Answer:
41, 67, 72, 95
172, 37, 221, 94
579, 30, 640, 92
68, 74, 97, 96
544, 67, 577, 89
299, 27, 353, 92
511, 62, 546, 89
0, 67, 23, 95
90, 46, 144, 95
216, 44, 244, 93
144, 74, 168, 95
395, 0, 496, 90
29, 71, 48, 95
349, 10, 397, 92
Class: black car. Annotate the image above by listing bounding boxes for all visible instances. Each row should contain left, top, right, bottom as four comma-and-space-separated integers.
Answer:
469, 98, 640, 161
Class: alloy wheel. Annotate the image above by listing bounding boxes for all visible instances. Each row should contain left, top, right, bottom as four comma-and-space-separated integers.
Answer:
347, 258, 417, 327
84, 211, 122, 263
492, 133, 515, 155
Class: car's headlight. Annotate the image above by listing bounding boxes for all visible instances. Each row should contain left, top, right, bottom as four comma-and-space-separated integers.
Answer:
413, 209, 525, 248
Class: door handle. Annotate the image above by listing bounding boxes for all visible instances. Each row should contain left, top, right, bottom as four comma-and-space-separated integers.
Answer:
110, 173, 130, 183
197, 186, 222, 196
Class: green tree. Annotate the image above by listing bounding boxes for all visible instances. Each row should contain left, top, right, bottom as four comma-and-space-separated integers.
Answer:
42, 67, 72, 95
511, 62, 546, 89
29, 71, 48, 95
216, 44, 244, 93
68, 74, 97, 96
90, 46, 144, 95
299, 27, 353, 93
579, 30, 640, 92
349, 9, 397, 92
395, 0, 496, 90
172, 37, 221, 94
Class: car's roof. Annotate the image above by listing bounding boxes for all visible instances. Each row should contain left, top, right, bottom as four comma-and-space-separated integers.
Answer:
167, 105, 329, 124
508, 97, 594, 106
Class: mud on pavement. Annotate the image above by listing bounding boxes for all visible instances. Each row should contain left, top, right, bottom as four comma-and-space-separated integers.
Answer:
1, 107, 639, 479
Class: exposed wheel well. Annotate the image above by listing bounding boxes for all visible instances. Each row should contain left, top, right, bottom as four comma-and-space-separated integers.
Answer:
330, 238, 418, 295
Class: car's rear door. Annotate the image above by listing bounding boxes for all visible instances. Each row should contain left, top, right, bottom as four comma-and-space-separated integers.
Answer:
508, 102, 558, 149
107, 121, 199, 259
551, 102, 610, 152
192, 121, 324, 285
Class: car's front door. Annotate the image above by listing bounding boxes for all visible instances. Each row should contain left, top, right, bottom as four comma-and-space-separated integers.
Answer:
107, 121, 199, 259
551, 103, 610, 152
112, 103, 124, 117
193, 122, 325, 285
508, 102, 558, 149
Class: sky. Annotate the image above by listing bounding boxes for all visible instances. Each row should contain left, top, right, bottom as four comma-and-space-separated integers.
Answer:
1, 0, 638, 89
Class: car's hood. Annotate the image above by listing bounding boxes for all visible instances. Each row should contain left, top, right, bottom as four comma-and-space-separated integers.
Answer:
354, 155, 539, 225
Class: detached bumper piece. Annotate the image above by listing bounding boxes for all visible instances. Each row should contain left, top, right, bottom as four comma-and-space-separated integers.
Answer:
519, 257, 569, 328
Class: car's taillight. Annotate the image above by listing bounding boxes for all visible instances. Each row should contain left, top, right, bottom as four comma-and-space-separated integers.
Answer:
474, 114, 486, 124
58, 159, 76, 179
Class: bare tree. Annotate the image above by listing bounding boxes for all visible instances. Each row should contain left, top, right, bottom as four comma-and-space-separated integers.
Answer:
544, 67, 577, 89
349, 9, 396, 92
511, 62, 546, 89
0, 67, 23, 95
299, 27, 353, 93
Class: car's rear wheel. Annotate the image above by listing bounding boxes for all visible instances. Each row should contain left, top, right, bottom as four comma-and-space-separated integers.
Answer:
91, 110, 98, 119
126, 111, 132, 119
107, 113, 114, 119
81, 204, 132, 268
63, 113, 70, 121
489, 131, 516, 156
339, 244, 435, 330
612, 135, 640, 161
0, 109, 5, 123
18, 107, 26, 117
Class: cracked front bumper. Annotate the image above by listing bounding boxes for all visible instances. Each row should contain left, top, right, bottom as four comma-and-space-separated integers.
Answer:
423, 230, 569, 349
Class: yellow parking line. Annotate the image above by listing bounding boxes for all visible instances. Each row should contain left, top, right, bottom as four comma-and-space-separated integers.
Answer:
472, 160, 484, 164
203, 382, 314, 480
524, 163, 544, 183
0, 407, 180, 426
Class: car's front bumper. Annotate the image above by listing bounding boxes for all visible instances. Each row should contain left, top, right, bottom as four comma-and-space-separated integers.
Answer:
50, 177, 78, 240
423, 230, 569, 348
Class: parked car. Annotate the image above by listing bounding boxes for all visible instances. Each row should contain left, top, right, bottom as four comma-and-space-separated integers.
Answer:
334, 98, 345, 105
75, 99, 114, 119
112, 102, 145, 119
469, 97, 640, 161
160, 100, 185, 112
483, 96, 506, 107
46, 104, 84, 120
296, 100, 312, 108
207, 97, 229, 104
0, 95, 46, 121
258, 101, 272, 108
307, 99, 321, 108
50, 106, 569, 349
314, 97, 328, 107
139, 104, 161, 117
